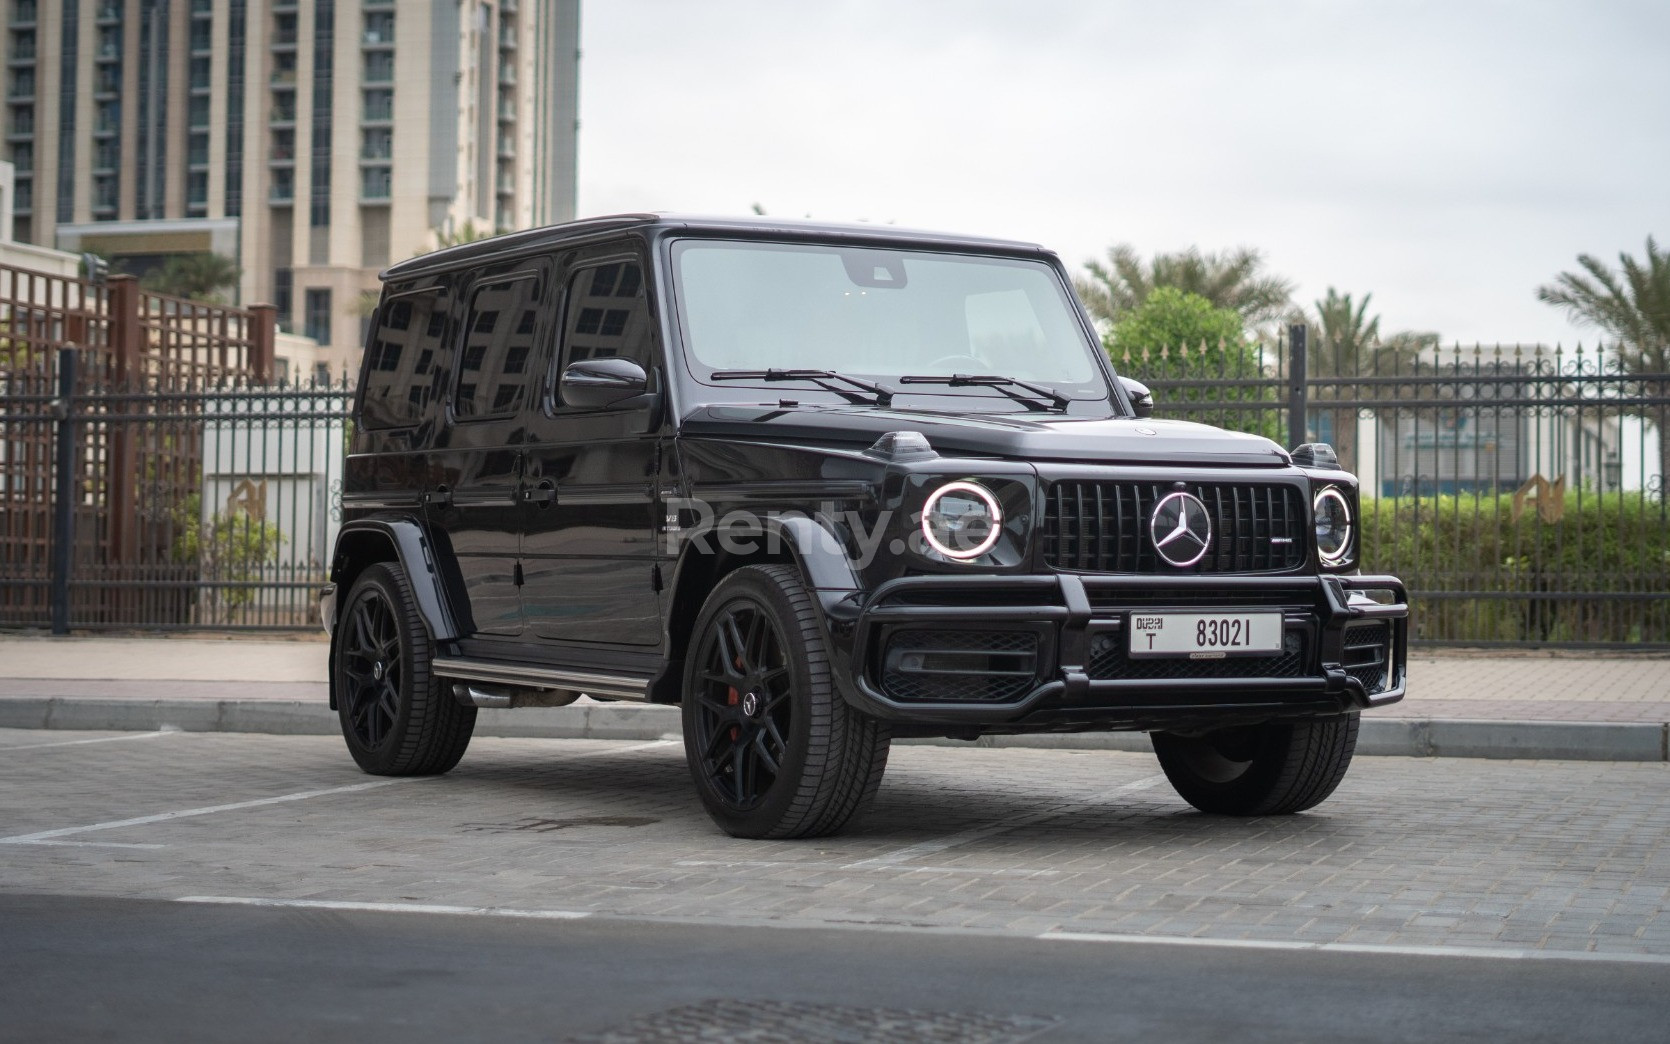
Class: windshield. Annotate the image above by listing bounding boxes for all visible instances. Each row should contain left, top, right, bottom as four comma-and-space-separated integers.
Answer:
671, 240, 1108, 403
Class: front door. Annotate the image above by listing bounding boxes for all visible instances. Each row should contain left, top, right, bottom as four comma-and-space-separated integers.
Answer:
520, 246, 664, 647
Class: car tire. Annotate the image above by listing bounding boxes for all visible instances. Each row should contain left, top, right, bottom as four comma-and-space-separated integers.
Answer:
334, 562, 476, 776
1151, 714, 1359, 815
682, 564, 891, 839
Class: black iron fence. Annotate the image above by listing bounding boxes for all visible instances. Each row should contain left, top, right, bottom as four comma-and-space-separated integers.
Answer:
2, 350, 349, 631
4, 332, 1667, 644
1123, 327, 1670, 646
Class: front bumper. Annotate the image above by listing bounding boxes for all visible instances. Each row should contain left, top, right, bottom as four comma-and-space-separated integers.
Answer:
823, 572, 1408, 733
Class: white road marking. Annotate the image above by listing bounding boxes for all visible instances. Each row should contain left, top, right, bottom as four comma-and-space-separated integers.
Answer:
0, 777, 430, 846
1040, 930, 1670, 966
842, 774, 1167, 870
0, 729, 180, 752
0, 738, 677, 847
170, 896, 1670, 967
178, 896, 589, 920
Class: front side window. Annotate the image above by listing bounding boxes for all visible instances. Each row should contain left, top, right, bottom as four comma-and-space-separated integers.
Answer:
453, 274, 539, 420
554, 259, 652, 404
671, 241, 1105, 406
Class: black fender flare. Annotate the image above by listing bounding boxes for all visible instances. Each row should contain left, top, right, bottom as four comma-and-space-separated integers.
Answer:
329, 518, 464, 642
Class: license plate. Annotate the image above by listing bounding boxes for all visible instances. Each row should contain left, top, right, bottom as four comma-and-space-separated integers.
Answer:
1127, 611, 1284, 658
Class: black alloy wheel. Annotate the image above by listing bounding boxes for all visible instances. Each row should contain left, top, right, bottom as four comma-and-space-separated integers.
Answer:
689, 600, 793, 811
340, 583, 402, 751
682, 565, 891, 839
333, 563, 476, 776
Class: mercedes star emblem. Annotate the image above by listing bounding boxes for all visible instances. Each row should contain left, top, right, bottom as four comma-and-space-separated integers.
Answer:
1150, 491, 1212, 567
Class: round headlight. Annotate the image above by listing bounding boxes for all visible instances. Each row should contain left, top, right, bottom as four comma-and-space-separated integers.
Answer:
921, 481, 1003, 561
1314, 486, 1353, 567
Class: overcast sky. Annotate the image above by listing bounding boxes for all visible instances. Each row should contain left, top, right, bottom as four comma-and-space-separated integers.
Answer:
576, 1, 1669, 348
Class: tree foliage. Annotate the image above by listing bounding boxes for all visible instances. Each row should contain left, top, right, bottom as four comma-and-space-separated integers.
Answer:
1108, 288, 1280, 441
1535, 238, 1670, 487
1535, 236, 1670, 374
142, 253, 242, 303
1077, 244, 1295, 329
1305, 288, 1436, 377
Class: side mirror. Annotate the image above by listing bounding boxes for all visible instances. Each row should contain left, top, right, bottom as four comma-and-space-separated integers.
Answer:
559, 357, 654, 410
1118, 375, 1153, 418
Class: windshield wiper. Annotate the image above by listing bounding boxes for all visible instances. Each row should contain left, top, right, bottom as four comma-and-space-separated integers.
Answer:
897, 373, 1070, 412
710, 368, 895, 407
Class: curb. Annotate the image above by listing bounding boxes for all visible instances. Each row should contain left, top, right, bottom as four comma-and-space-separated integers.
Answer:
1, 697, 1666, 762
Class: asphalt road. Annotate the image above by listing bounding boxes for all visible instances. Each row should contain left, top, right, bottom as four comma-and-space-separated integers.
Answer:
2, 728, 1668, 1041
4, 892, 1666, 1044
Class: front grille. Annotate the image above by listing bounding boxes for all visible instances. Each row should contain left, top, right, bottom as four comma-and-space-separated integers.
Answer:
880, 629, 1040, 703
1043, 481, 1306, 574
1088, 630, 1308, 681
1342, 621, 1391, 694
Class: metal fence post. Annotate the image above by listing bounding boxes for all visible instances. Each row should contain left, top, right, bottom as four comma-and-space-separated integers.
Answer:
50, 347, 78, 636
1287, 323, 1308, 449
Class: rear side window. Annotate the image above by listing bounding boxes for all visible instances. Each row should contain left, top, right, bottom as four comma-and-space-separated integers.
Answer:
360, 289, 448, 430
454, 274, 541, 420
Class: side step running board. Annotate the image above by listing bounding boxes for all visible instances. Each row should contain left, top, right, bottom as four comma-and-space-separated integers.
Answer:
431, 658, 651, 702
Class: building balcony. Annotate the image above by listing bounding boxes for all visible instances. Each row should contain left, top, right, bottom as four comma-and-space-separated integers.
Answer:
11, 2, 35, 27
96, 3, 119, 23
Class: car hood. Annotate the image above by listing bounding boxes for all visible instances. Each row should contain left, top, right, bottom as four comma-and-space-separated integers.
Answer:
679, 403, 1291, 467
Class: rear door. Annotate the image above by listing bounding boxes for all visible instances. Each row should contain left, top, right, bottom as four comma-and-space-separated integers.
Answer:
520, 243, 665, 647
427, 261, 549, 637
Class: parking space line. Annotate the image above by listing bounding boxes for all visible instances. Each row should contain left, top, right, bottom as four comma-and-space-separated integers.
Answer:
843, 774, 1166, 870
178, 896, 590, 920
0, 730, 179, 752
0, 777, 432, 846
0, 739, 679, 847
8, 840, 167, 850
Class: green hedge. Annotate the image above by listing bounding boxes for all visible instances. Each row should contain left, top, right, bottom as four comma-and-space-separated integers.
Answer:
1360, 492, 1670, 644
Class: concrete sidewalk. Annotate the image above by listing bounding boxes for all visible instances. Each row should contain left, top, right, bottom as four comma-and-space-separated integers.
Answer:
1, 634, 1667, 760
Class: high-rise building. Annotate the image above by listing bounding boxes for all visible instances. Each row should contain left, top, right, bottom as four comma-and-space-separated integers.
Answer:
3, 0, 580, 376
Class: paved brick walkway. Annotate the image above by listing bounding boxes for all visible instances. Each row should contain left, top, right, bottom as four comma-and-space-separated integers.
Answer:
3, 730, 1667, 957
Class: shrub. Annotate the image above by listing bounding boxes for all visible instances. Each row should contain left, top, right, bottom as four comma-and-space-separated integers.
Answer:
1360, 492, 1670, 643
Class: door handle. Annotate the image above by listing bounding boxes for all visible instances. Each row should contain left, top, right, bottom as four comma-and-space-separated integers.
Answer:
423, 485, 453, 508
521, 479, 557, 506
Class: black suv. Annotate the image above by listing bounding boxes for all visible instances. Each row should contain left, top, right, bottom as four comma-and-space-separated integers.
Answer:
321, 214, 1408, 838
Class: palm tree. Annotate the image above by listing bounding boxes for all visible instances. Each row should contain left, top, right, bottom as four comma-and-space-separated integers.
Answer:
142, 253, 242, 303
1304, 288, 1437, 472
1076, 244, 1295, 330
1536, 238, 1670, 489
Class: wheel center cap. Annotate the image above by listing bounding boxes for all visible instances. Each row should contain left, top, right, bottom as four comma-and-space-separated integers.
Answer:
741, 691, 760, 717
372, 661, 386, 681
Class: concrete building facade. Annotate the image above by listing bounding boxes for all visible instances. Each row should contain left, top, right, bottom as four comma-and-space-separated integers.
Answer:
4, 0, 580, 377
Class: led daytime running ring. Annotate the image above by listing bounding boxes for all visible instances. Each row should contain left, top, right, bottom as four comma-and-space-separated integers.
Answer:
921, 481, 1003, 561
1314, 486, 1353, 567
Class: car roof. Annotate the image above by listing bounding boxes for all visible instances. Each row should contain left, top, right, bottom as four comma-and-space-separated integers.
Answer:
381, 213, 1053, 280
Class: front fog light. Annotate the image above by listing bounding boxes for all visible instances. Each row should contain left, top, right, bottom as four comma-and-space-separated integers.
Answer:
1314, 486, 1353, 566
921, 481, 1002, 560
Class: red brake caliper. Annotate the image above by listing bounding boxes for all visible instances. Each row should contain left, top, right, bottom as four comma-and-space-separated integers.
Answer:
727, 656, 742, 742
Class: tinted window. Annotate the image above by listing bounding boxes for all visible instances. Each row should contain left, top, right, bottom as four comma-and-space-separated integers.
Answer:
360, 289, 446, 430
454, 275, 541, 420
559, 261, 652, 387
